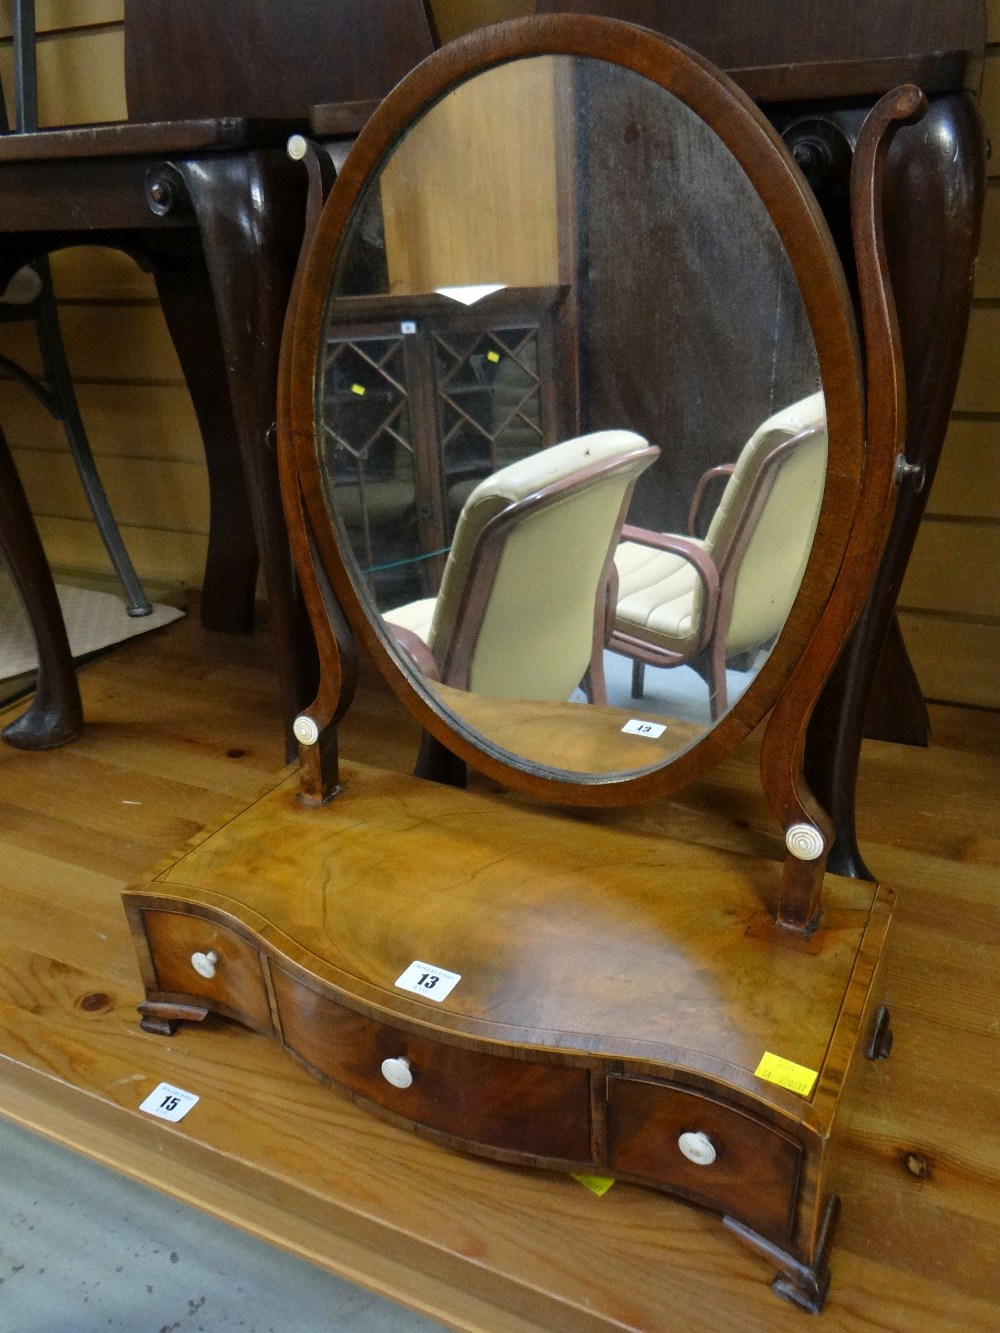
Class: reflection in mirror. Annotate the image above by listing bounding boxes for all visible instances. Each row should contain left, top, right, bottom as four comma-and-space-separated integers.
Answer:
315, 55, 826, 777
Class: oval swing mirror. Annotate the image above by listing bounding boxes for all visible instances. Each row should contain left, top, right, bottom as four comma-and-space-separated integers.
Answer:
290, 17, 865, 804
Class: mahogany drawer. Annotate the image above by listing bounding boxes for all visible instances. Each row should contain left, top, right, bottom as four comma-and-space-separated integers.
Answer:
141, 908, 273, 1033
607, 1076, 802, 1244
271, 965, 592, 1164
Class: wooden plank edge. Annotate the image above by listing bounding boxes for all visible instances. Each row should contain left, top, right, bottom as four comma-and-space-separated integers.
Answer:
0, 1052, 617, 1333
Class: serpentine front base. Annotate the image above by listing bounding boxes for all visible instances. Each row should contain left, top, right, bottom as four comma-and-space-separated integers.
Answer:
123, 761, 894, 1311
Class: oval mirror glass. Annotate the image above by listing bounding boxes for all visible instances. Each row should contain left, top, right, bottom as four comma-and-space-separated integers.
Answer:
313, 52, 831, 781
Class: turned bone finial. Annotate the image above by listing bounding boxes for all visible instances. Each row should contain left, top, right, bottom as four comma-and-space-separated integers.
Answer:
785, 824, 826, 862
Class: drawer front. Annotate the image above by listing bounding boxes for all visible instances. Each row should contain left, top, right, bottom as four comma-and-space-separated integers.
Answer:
271, 966, 592, 1164
607, 1077, 801, 1244
143, 908, 272, 1033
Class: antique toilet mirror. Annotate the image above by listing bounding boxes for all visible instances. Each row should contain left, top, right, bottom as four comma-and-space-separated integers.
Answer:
126, 14, 922, 1312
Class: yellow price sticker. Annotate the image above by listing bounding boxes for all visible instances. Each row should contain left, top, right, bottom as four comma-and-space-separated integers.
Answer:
350, 383, 366, 396
754, 1051, 818, 1097
570, 1173, 615, 1197
486, 350, 501, 363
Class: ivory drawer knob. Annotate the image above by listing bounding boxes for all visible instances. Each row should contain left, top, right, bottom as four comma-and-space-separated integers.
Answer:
380, 1057, 413, 1089
190, 950, 220, 980
678, 1131, 717, 1166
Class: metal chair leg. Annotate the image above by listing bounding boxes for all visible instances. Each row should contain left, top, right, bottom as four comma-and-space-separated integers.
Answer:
631, 658, 645, 698
0, 426, 82, 748
34, 258, 152, 616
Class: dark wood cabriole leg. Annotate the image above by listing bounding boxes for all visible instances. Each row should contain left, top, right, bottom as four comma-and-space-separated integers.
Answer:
152, 251, 259, 635
805, 93, 986, 879
862, 615, 931, 746
176, 151, 314, 757
0, 426, 82, 749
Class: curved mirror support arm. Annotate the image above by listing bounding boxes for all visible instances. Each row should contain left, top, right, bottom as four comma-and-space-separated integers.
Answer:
298, 510, 360, 803
760, 84, 927, 932
278, 138, 357, 805
286, 135, 339, 254
278, 443, 359, 805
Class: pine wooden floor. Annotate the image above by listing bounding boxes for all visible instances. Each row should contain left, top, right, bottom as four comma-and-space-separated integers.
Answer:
1, 612, 998, 1331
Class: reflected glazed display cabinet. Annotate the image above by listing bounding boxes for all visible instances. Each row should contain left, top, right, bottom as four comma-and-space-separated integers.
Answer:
124, 15, 944, 1312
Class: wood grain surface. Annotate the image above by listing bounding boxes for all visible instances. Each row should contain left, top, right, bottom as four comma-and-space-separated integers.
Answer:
431, 681, 707, 772
1, 610, 999, 1328
139, 762, 877, 1084
122, 747, 894, 1299
379, 56, 560, 293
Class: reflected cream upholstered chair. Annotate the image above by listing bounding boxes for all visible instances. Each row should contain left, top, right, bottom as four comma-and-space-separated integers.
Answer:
610, 393, 827, 720
385, 430, 659, 704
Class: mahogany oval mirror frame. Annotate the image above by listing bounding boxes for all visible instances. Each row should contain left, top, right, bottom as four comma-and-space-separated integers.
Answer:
121, 18, 938, 1311
284, 14, 920, 929
123, 17, 933, 1312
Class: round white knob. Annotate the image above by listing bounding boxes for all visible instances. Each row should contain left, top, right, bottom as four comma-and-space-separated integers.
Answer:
380, 1057, 413, 1089
287, 134, 308, 161
678, 1131, 717, 1166
190, 950, 219, 980
785, 823, 825, 861
293, 714, 320, 746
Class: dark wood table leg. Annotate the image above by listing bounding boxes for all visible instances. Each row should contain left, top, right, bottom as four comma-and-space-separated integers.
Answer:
0, 426, 82, 749
805, 92, 986, 878
176, 150, 316, 754
151, 250, 259, 634
862, 615, 932, 745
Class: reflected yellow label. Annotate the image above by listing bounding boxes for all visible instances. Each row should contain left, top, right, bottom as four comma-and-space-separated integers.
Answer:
570, 1173, 615, 1197
350, 383, 366, 396
754, 1051, 818, 1097
486, 350, 501, 363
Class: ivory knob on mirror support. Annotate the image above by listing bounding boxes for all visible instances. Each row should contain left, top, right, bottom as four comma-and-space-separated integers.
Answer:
380, 1057, 413, 1089
293, 715, 320, 746
287, 133, 308, 161
678, 1131, 717, 1166
785, 823, 825, 861
190, 950, 219, 980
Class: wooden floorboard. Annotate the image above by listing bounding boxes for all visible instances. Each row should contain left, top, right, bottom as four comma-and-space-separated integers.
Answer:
0, 613, 998, 1330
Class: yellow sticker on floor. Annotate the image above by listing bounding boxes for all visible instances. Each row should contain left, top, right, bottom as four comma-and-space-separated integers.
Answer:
571, 1173, 615, 1197
351, 383, 366, 396
755, 1051, 818, 1097
486, 350, 501, 363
